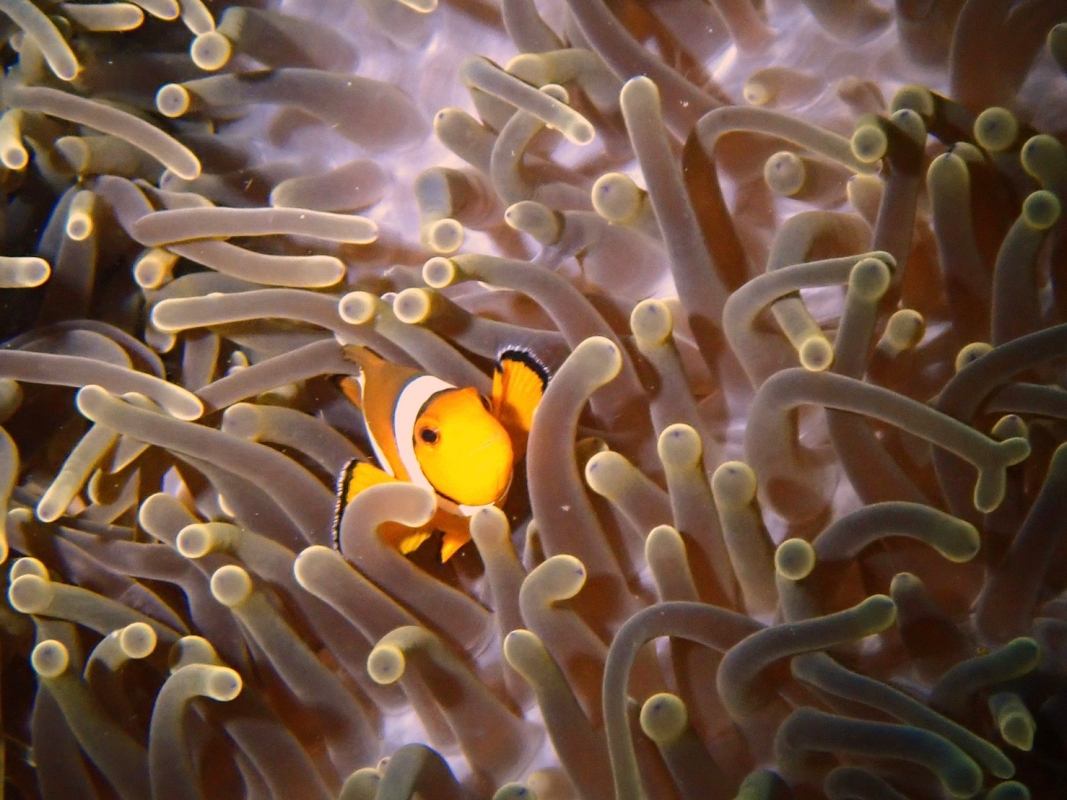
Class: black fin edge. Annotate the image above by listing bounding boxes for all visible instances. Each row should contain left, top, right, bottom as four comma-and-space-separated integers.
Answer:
496, 347, 550, 389
331, 457, 360, 551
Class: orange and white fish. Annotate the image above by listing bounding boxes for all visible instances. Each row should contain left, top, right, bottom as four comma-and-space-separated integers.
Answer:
332, 345, 548, 561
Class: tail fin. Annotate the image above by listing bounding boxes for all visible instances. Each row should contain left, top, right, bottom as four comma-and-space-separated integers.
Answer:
341, 345, 385, 371
337, 346, 386, 409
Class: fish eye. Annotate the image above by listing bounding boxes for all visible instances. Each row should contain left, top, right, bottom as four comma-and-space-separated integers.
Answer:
418, 427, 439, 444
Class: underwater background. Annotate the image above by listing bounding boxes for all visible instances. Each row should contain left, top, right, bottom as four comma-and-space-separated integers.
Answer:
1, 0, 1067, 797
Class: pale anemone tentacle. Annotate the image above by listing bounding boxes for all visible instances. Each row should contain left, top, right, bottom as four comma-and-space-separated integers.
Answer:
0, 0, 1066, 796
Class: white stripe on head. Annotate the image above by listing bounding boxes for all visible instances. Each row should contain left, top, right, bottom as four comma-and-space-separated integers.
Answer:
394, 374, 454, 493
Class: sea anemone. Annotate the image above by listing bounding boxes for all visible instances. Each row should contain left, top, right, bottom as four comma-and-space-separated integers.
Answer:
2, 0, 1067, 798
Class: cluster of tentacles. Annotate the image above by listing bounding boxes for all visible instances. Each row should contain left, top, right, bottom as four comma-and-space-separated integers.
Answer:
1, 0, 1067, 798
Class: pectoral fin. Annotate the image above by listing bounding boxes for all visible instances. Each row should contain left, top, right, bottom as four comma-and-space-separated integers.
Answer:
491, 348, 549, 459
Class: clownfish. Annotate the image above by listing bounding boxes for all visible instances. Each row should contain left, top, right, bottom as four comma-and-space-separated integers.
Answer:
332, 345, 548, 561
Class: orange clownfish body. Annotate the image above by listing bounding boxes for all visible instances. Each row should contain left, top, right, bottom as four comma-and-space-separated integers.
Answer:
333, 345, 548, 561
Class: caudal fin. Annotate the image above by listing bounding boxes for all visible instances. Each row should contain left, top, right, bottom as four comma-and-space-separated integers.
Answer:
341, 344, 385, 370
